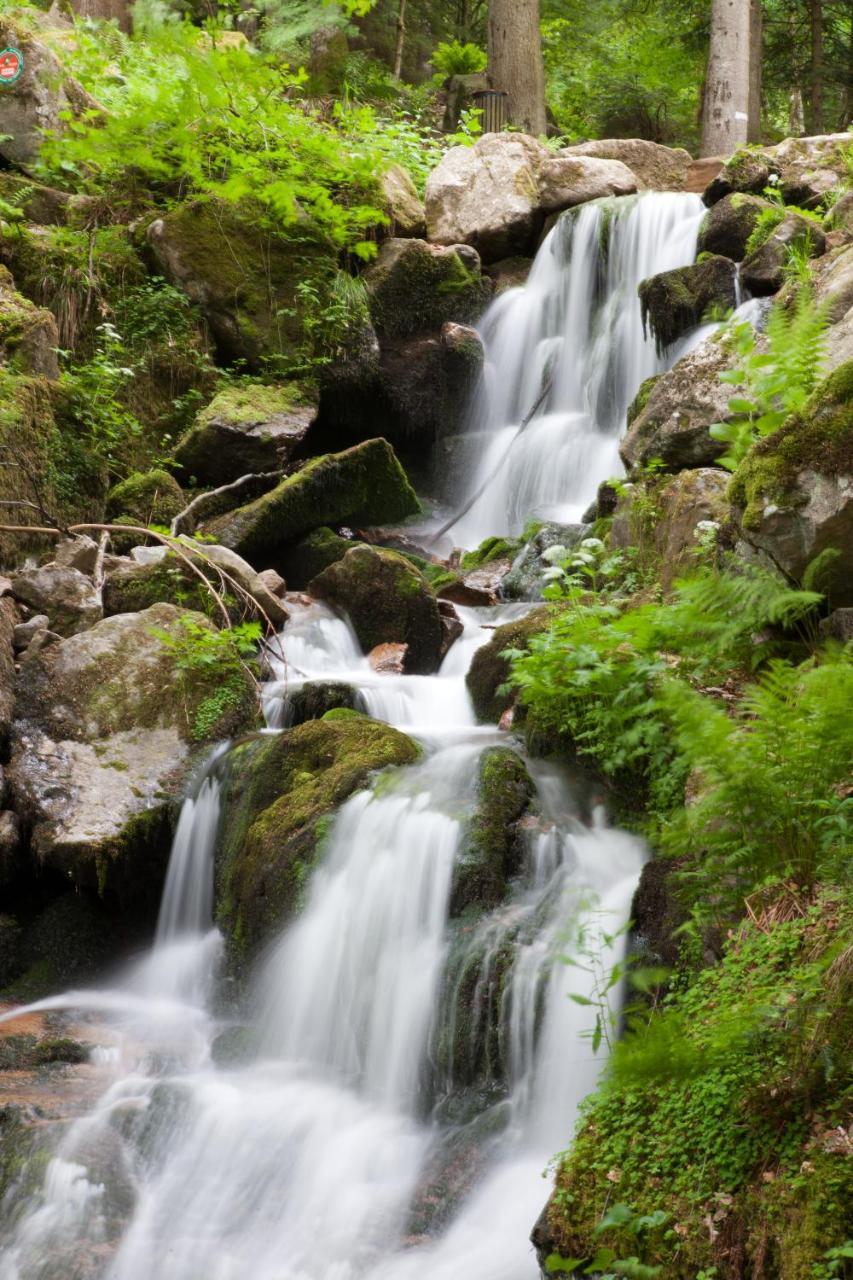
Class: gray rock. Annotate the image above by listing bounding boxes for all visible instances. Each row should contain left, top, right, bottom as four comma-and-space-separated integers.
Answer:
12, 614, 49, 651
11, 565, 102, 637
559, 138, 691, 191
812, 245, 853, 324
819, 608, 853, 642
501, 523, 586, 600
0, 266, 60, 379
741, 213, 826, 296
52, 535, 101, 575
363, 238, 491, 340
174, 384, 315, 486
703, 133, 851, 208
380, 165, 426, 238
611, 468, 729, 589
697, 193, 774, 261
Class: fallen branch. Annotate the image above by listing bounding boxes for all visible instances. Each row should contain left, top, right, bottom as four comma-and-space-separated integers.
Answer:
170, 470, 281, 537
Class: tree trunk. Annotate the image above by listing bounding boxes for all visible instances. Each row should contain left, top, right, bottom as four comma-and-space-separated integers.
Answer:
487, 0, 547, 136
747, 0, 762, 142
700, 0, 752, 157
393, 0, 407, 80
809, 0, 824, 132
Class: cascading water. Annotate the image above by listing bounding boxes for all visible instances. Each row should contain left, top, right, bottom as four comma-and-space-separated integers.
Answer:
0, 190, 711, 1280
443, 192, 706, 546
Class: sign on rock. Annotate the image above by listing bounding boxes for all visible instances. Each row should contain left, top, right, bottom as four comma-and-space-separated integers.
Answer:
0, 48, 23, 85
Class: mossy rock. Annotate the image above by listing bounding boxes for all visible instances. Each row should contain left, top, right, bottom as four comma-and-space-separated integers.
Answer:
278, 527, 360, 588
310, 545, 444, 674
363, 237, 491, 340
626, 374, 661, 429
638, 255, 737, 353
146, 199, 337, 368
459, 535, 522, 571
697, 192, 774, 262
451, 747, 534, 914
741, 212, 826, 297
106, 469, 184, 531
215, 716, 419, 963
465, 607, 551, 723
0, 264, 59, 379
201, 438, 419, 567
174, 382, 316, 486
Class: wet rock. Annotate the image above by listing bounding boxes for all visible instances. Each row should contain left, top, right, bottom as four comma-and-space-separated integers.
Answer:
697, 192, 774, 261
367, 642, 407, 673
630, 856, 688, 970
8, 604, 258, 902
283, 681, 365, 727
438, 564, 508, 607
820, 608, 853, 642
611, 468, 729, 590
0, 810, 20, 881
621, 335, 738, 471
501, 523, 586, 601
257, 568, 286, 597
638, 255, 738, 352
451, 748, 534, 914
825, 191, 853, 235
174, 384, 315, 486
466, 607, 550, 723
729, 361, 853, 603
426, 133, 637, 262
704, 133, 852, 208
146, 199, 335, 368
201, 440, 419, 567
0, 266, 60, 379
278, 528, 358, 589
484, 256, 533, 294
11, 564, 102, 637
364, 238, 491, 340
741, 212, 826, 296
380, 165, 426, 238
810, 244, 853, 324
311, 546, 444, 675
438, 599, 463, 659
215, 716, 419, 961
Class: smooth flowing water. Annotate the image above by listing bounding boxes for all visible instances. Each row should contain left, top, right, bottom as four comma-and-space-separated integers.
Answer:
0, 190, 724, 1280
443, 192, 706, 546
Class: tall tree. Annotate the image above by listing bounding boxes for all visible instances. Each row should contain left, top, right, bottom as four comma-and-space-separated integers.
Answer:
701, 0, 753, 155
809, 0, 824, 129
748, 0, 763, 139
487, 0, 547, 134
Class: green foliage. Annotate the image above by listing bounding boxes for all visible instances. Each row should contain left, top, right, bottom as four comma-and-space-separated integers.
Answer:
60, 322, 146, 480
430, 38, 487, 77
710, 293, 828, 471
150, 615, 260, 741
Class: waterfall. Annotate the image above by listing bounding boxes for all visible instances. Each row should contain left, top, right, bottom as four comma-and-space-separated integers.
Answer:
443, 192, 705, 547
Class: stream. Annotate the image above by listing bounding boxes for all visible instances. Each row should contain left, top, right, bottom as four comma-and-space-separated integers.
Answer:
1, 192, 718, 1279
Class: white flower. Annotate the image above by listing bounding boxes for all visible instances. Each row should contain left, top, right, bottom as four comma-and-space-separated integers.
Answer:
579, 537, 605, 552
541, 544, 567, 564
541, 566, 565, 582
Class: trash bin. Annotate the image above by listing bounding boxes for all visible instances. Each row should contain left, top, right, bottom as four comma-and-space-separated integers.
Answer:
471, 89, 508, 134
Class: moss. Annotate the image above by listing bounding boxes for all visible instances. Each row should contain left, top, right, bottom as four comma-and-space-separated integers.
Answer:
321, 706, 365, 721
465, 606, 551, 723
204, 439, 420, 565
729, 361, 853, 529
106, 468, 184, 527
626, 374, 661, 428
365, 240, 491, 340
278, 527, 358, 587
215, 717, 419, 964
196, 382, 306, 428
639, 256, 737, 353
451, 748, 534, 914
460, 535, 521, 571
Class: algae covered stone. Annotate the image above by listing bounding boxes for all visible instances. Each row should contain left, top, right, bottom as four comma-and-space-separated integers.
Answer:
638, 256, 738, 353
451, 747, 534, 914
310, 545, 444, 674
697, 193, 774, 262
174, 383, 316, 486
363, 238, 491, 340
215, 716, 419, 961
106, 470, 185, 528
466, 607, 551, 723
201, 439, 419, 565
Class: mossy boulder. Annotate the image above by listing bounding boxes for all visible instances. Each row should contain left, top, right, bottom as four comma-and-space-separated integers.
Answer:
283, 681, 365, 727
174, 383, 316, 486
612, 467, 729, 590
310, 545, 444, 674
639, 256, 737, 353
200, 439, 419, 567
451, 748, 534, 914
11, 563, 102, 637
729, 361, 853, 602
704, 134, 851, 208
0, 265, 59, 379
697, 192, 775, 262
106, 469, 185, 529
363, 237, 491, 340
215, 716, 419, 962
466, 607, 551, 723
8, 603, 258, 903
278, 527, 358, 588
741, 212, 827, 297
146, 200, 335, 368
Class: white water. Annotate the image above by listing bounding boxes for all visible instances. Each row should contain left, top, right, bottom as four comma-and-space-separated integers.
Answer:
0, 193, 688, 1280
444, 192, 706, 546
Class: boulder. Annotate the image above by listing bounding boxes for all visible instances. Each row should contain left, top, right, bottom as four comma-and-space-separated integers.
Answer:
106, 470, 185, 528
310, 546, 444, 675
380, 166, 426, 238
8, 604, 258, 902
466, 607, 550, 723
810, 244, 853, 325
364, 238, 491, 340
0, 267, 60, 379
200, 439, 419, 566
102, 543, 289, 628
501, 523, 587, 601
53, 535, 101, 575
12, 615, 48, 653
741, 213, 827, 296
697, 193, 775, 261
729, 361, 853, 603
425, 133, 637, 262
10, 564, 102, 637
146, 200, 335, 367
560, 139, 692, 191
820, 608, 853, 642
484, 257, 533, 294
611, 468, 729, 589
0, 598, 14, 751
215, 716, 419, 962
620, 335, 738, 471
825, 192, 853, 235
174, 384, 316, 486
703, 134, 852, 208
367, 642, 407, 673
639, 256, 738, 352
450, 748, 534, 914
278, 527, 357, 589
282, 681, 365, 727
0, 19, 102, 169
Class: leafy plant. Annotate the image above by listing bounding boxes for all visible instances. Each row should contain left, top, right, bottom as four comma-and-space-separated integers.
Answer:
431, 39, 488, 77
150, 615, 260, 741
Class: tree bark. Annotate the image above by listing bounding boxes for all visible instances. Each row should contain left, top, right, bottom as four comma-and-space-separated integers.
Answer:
700, 0, 752, 157
747, 0, 762, 142
809, 0, 824, 132
487, 0, 547, 136
393, 0, 407, 80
